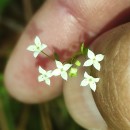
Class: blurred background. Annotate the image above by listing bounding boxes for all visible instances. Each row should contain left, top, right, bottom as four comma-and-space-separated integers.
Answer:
0, 0, 85, 130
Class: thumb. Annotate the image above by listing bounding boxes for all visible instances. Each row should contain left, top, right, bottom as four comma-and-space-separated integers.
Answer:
92, 23, 130, 130
4, 0, 130, 103
64, 23, 130, 130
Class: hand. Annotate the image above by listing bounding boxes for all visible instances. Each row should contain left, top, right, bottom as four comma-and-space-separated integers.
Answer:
4, 0, 130, 130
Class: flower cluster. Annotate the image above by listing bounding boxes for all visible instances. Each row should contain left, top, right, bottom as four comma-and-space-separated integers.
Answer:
27, 36, 104, 91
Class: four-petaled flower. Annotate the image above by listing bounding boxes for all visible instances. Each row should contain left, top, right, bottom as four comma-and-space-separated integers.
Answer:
38, 66, 52, 86
52, 60, 72, 80
80, 72, 100, 92
83, 49, 104, 71
27, 37, 105, 91
27, 36, 47, 58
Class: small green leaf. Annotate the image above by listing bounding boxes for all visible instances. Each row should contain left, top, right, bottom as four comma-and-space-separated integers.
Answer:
54, 52, 60, 61
69, 68, 78, 77
75, 60, 81, 67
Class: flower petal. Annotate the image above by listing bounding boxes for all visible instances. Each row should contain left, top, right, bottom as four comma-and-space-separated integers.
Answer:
27, 45, 36, 51
61, 71, 68, 80
33, 51, 40, 58
83, 59, 93, 67
41, 44, 47, 50
52, 69, 61, 76
94, 78, 100, 82
95, 54, 104, 62
47, 70, 52, 77
88, 49, 95, 59
84, 72, 90, 78
63, 64, 72, 71
38, 66, 46, 74
45, 79, 51, 86
90, 82, 96, 92
55, 60, 63, 69
35, 36, 41, 46
80, 79, 88, 86
93, 61, 101, 71
38, 75, 44, 82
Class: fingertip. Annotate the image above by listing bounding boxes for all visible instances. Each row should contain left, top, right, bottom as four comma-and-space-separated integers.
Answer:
4, 33, 63, 103
63, 58, 108, 130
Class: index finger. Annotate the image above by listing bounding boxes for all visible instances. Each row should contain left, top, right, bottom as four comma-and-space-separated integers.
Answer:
4, 0, 130, 103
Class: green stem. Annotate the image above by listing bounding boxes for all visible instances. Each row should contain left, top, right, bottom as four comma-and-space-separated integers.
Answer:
41, 50, 82, 65
39, 104, 52, 130
0, 98, 10, 130
17, 105, 30, 130
41, 51, 54, 61
64, 51, 82, 64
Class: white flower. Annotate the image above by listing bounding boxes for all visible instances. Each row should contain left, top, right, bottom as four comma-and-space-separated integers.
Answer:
27, 36, 47, 58
38, 66, 52, 86
52, 60, 72, 80
83, 49, 104, 71
80, 72, 100, 92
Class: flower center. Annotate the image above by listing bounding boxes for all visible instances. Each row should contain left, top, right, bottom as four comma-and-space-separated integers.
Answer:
37, 46, 40, 50
61, 68, 64, 71
89, 78, 93, 82
93, 58, 96, 61
44, 74, 48, 78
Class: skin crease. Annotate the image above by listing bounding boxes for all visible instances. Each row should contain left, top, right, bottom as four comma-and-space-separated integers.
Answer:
3, 0, 130, 129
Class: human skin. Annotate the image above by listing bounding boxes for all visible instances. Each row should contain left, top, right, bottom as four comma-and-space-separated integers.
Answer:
4, 0, 130, 130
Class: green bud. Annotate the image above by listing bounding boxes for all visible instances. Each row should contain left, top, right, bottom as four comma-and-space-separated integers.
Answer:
80, 43, 84, 54
75, 60, 81, 67
69, 68, 78, 77
80, 43, 88, 55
